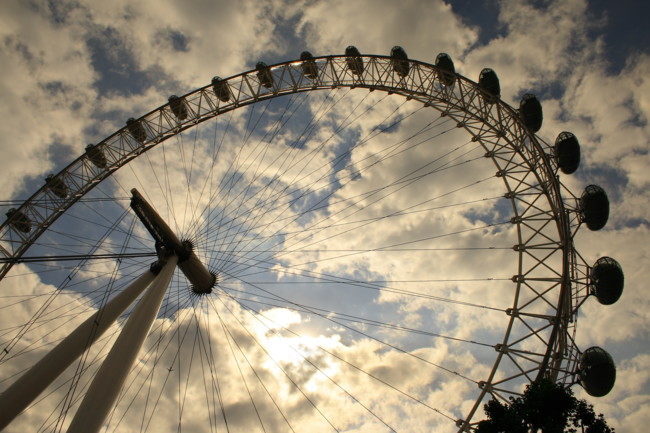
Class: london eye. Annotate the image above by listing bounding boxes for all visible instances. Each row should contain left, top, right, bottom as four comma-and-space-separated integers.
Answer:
0, 47, 622, 432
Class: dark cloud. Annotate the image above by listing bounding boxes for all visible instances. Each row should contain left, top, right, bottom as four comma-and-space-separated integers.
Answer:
587, 0, 650, 73
86, 26, 154, 95
46, 0, 84, 24
445, 0, 503, 44
158, 28, 191, 53
3, 35, 39, 69
85, 24, 180, 100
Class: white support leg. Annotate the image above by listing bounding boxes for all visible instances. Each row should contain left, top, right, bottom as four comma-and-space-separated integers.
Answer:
67, 255, 178, 433
0, 269, 157, 431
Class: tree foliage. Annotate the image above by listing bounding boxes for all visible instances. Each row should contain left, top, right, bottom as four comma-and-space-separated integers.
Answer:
476, 378, 615, 433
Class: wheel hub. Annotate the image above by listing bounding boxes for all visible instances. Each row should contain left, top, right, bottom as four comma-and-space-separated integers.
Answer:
130, 188, 216, 294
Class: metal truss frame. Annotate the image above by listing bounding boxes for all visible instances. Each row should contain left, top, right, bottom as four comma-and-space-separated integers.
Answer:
0, 54, 589, 431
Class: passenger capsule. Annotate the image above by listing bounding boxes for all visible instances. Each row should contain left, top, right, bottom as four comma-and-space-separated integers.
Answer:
478, 68, 500, 102
578, 347, 616, 397
256, 62, 274, 89
85, 143, 107, 169
579, 185, 609, 231
519, 93, 543, 132
211, 76, 231, 102
390, 46, 409, 78
126, 118, 147, 143
300, 51, 318, 80
345, 45, 364, 75
590, 257, 624, 305
45, 174, 68, 198
554, 132, 581, 174
168, 95, 188, 120
435, 53, 455, 86
6, 208, 32, 233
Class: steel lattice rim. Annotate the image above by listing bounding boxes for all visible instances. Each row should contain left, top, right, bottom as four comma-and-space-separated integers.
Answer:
0, 53, 585, 432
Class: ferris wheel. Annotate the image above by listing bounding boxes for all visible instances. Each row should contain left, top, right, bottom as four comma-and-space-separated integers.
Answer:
0, 47, 623, 432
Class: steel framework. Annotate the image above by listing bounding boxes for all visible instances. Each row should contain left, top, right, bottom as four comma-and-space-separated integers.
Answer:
0, 54, 593, 431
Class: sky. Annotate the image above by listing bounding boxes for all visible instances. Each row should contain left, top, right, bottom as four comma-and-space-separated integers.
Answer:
0, 0, 649, 432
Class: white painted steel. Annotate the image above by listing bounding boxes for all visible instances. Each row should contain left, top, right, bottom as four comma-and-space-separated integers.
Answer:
0, 269, 156, 430
66, 256, 177, 433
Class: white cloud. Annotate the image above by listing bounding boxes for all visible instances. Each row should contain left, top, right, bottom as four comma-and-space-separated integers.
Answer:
295, 0, 478, 61
0, 1, 97, 196
1, 0, 649, 431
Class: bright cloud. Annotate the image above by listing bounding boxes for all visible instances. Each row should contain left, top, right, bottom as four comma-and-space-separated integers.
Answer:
1, 0, 648, 432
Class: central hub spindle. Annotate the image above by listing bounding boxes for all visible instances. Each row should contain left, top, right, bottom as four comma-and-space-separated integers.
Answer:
130, 188, 216, 294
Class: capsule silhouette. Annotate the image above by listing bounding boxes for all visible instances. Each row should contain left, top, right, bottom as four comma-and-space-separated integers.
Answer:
300, 51, 318, 80
45, 174, 69, 198
390, 46, 409, 78
345, 45, 364, 75
6, 208, 32, 233
256, 62, 274, 89
554, 132, 581, 174
579, 185, 609, 231
478, 68, 500, 102
168, 95, 188, 120
519, 93, 543, 132
578, 347, 616, 397
85, 143, 107, 169
435, 53, 455, 86
591, 257, 624, 305
211, 76, 231, 102
126, 118, 147, 143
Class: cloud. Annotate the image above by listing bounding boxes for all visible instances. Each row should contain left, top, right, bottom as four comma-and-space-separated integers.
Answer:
463, 0, 602, 101
295, 0, 478, 61
1, 0, 649, 432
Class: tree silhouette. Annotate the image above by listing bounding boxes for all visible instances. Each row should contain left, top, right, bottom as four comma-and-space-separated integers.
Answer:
476, 378, 615, 433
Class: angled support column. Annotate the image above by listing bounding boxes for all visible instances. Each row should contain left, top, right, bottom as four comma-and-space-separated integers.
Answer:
0, 268, 158, 431
67, 255, 178, 433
